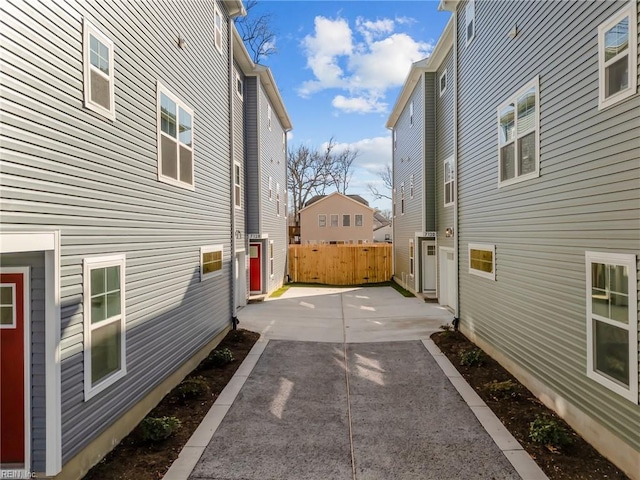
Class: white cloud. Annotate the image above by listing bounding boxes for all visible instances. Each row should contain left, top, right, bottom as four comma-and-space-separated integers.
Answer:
298, 15, 434, 114
325, 136, 392, 171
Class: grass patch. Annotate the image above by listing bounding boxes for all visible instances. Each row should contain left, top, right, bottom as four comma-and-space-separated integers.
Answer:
269, 285, 291, 297
389, 280, 415, 297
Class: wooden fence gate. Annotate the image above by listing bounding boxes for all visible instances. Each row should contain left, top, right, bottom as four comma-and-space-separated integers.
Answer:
288, 244, 392, 285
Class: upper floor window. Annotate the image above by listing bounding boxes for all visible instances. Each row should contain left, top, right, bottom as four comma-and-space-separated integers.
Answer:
235, 70, 243, 99
269, 241, 274, 277
276, 183, 280, 215
319, 214, 327, 227
268, 176, 273, 200
598, 3, 637, 109
343, 214, 351, 227
409, 174, 414, 199
586, 251, 638, 403
393, 130, 397, 150
444, 156, 455, 206
282, 132, 286, 152
330, 214, 339, 227
214, 4, 223, 52
497, 77, 539, 187
157, 83, 194, 189
267, 104, 272, 130
465, 0, 475, 45
83, 20, 115, 120
409, 239, 414, 276
439, 69, 448, 96
409, 101, 414, 126
234, 163, 241, 208
400, 183, 405, 214
83, 254, 126, 399
355, 214, 363, 227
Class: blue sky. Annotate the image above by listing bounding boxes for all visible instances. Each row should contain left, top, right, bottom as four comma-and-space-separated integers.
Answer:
250, 1, 451, 211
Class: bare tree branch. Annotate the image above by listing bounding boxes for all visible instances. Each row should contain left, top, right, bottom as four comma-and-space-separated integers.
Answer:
367, 164, 393, 201
235, 0, 276, 63
329, 143, 359, 195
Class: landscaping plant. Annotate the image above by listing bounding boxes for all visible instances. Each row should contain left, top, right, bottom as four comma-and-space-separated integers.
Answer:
139, 416, 181, 443
459, 348, 484, 367
529, 415, 573, 449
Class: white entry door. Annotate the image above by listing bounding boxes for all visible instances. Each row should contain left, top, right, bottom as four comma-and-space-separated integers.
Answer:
439, 247, 456, 310
422, 242, 436, 292
235, 251, 247, 308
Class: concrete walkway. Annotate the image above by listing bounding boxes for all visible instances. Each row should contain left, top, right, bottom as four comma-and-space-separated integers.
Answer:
164, 287, 547, 480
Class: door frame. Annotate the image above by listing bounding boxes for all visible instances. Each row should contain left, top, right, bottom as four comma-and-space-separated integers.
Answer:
421, 239, 437, 292
0, 267, 31, 469
0, 230, 61, 475
234, 249, 247, 308
439, 246, 456, 311
249, 242, 262, 294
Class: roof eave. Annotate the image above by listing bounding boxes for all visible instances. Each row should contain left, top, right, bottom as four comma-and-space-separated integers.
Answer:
223, 0, 247, 18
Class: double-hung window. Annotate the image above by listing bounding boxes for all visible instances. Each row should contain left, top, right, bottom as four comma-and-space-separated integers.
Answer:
465, 0, 475, 45
469, 244, 495, 280
355, 214, 363, 227
409, 101, 414, 126
83, 19, 115, 120
393, 130, 397, 150
319, 214, 327, 227
330, 214, 338, 227
158, 83, 194, 189
84, 254, 126, 399
497, 77, 539, 187
409, 174, 414, 199
598, 3, 637, 109
267, 104, 272, 130
276, 183, 280, 216
400, 183, 405, 214
444, 156, 455, 206
409, 239, 414, 276
214, 4, 223, 52
234, 163, 241, 208
269, 241, 274, 277
201, 245, 223, 280
586, 252, 638, 403
343, 214, 351, 227
268, 176, 273, 200
439, 69, 448, 96
235, 70, 243, 99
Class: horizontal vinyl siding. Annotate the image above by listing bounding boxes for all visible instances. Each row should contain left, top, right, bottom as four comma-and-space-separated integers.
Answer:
393, 75, 424, 290
456, 0, 640, 451
245, 76, 260, 234
1, 0, 234, 462
258, 81, 287, 293
0, 252, 46, 472
233, 61, 245, 236
436, 48, 455, 251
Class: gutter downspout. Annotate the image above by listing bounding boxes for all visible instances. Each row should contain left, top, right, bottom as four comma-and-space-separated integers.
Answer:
228, 16, 239, 329
452, 9, 460, 322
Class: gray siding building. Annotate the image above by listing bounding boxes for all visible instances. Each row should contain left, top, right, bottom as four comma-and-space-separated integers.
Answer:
0, 1, 287, 478
390, 1, 639, 477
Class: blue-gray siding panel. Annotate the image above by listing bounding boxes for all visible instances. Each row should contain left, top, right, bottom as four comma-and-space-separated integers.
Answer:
456, 0, 640, 450
1, 0, 235, 463
245, 76, 260, 234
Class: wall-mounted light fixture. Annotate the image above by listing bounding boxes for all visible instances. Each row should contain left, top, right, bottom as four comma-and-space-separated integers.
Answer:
235, 230, 242, 239
178, 36, 186, 49
445, 227, 454, 238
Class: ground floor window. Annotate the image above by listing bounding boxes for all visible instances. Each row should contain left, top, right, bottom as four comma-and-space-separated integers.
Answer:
201, 245, 223, 280
468, 244, 495, 280
586, 251, 638, 403
83, 254, 126, 399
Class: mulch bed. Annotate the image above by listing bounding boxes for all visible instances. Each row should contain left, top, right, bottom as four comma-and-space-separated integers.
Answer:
431, 330, 629, 480
84, 328, 260, 480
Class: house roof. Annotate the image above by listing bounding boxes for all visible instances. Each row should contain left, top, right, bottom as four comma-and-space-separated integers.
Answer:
385, 16, 454, 129
232, 26, 293, 131
373, 211, 391, 228
299, 192, 375, 213
373, 222, 392, 232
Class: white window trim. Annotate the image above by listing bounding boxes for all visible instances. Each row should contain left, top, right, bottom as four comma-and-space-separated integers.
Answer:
355, 214, 363, 227
409, 101, 414, 127
269, 240, 274, 278
157, 81, 195, 190
393, 130, 397, 150
268, 176, 272, 200
235, 69, 243, 100
318, 214, 327, 227
400, 183, 405, 215
439, 69, 448, 97
585, 251, 638, 403
444, 155, 455, 207
330, 214, 339, 227
342, 214, 351, 227
83, 254, 126, 400
276, 183, 280, 216
0, 283, 17, 328
409, 174, 414, 199
83, 19, 115, 120
267, 104, 272, 130
393, 188, 396, 217
468, 243, 495, 280
598, 2, 638, 110
409, 239, 414, 277
496, 76, 540, 188
213, 3, 223, 53
234, 163, 241, 209
201, 245, 224, 281
465, 0, 475, 46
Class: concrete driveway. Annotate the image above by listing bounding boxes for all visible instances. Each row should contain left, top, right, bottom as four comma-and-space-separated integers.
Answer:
164, 287, 547, 480
238, 286, 454, 342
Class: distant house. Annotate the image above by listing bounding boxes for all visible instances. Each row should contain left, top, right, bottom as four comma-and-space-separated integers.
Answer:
373, 212, 392, 243
232, 26, 292, 297
299, 193, 375, 244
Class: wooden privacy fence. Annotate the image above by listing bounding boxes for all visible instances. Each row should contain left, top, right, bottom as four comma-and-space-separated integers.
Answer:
288, 244, 392, 285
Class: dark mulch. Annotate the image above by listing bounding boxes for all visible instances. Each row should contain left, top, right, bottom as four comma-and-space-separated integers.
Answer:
431, 330, 629, 480
84, 328, 260, 480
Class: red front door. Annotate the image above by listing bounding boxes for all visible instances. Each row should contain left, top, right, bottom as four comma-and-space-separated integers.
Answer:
1, 272, 26, 463
249, 243, 261, 292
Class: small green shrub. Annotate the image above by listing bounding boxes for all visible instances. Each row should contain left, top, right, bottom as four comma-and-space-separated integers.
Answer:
202, 347, 235, 368
174, 376, 209, 403
529, 415, 573, 448
459, 348, 484, 367
439, 323, 453, 332
139, 416, 181, 443
484, 380, 518, 399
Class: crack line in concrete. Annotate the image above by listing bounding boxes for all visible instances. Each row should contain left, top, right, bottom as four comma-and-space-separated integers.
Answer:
340, 292, 358, 480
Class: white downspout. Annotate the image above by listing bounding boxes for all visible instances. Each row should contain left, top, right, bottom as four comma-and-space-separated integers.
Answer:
453, 10, 460, 318
228, 16, 238, 327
